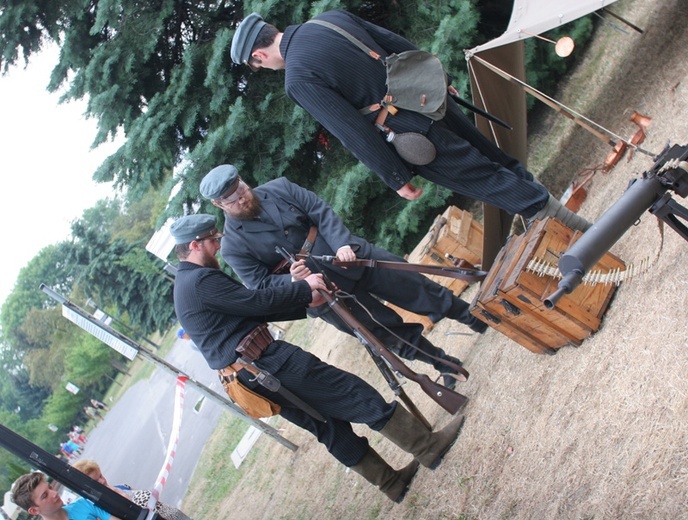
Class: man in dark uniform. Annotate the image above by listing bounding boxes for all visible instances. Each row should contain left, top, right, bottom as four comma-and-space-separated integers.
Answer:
170, 213, 466, 502
229, 10, 591, 232
199, 164, 481, 389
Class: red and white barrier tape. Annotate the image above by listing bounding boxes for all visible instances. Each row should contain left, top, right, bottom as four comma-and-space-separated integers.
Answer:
148, 375, 187, 508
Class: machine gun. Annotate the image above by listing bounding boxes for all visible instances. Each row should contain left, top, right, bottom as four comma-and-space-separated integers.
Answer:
276, 246, 467, 417
545, 143, 688, 309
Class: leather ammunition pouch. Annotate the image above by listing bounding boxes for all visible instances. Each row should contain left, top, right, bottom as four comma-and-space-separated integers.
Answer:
236, 323, 274, 361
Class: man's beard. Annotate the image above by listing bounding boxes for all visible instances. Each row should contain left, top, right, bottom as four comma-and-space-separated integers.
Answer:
203, 253, 221, 269
232, 191, 262, 220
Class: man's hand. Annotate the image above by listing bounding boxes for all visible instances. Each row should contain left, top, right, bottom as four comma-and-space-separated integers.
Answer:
289, 259, 311, 281
336, 245, 357, 262
396, 182, 423, 200
309, 290, 327, 307
305, 274, 330, 307
304, 273, 327, 293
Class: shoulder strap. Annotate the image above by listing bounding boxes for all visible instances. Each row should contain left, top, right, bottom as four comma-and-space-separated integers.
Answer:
305, 20, 388, 118
306, 19, 382, 60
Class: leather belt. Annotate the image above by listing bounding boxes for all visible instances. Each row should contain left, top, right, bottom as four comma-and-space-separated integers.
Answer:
235, 323, 274, 361
271, 225, 318, 274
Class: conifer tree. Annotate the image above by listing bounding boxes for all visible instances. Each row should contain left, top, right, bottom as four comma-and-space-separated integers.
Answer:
0, 1, 591, 252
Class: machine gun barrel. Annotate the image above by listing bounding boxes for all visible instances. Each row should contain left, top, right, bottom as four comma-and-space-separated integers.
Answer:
544, 144, 688, 309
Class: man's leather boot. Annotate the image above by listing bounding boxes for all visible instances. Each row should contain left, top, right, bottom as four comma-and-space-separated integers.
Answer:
349, 447, 420, 502
447, 297, 488, 333
529, 194, 592, 232
380, 405, 466, 469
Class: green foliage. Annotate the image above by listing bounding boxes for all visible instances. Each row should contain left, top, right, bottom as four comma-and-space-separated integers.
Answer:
0, 0, 598, 257
23, 342, 67, 391
70, 235, 175, 335
0, 451, 31, 496
41, 387, 88, 430
0, 242, 76, 346
63, 334, 118, 391
0, 188, 176, 448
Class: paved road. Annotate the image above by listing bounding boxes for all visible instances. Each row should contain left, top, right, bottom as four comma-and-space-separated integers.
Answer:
79, 339, 231, 508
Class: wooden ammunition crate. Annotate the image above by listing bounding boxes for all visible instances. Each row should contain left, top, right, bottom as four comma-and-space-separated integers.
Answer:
469, 217, 625, 354
386, 206, 483, 331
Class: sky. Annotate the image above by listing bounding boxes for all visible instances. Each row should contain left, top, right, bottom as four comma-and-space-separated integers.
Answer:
0, 44, 122, 308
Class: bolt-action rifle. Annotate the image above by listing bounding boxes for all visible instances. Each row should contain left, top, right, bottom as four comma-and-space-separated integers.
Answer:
296, 254, 487, 282
277, 247, 467, 415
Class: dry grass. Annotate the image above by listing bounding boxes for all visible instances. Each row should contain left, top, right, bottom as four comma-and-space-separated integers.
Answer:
183, 0, 688, 517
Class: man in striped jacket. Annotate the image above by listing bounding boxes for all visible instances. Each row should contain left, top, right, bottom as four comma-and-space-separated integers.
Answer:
170, 213, 467, 502
230, 10, 590, 232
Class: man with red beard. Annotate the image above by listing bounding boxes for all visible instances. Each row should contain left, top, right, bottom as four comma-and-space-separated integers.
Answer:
169, 213, 467, 502
200, 164, 483, 389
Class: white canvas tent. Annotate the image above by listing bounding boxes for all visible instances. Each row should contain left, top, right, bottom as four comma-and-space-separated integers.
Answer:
464, 0, 621, 267
469, 0, 620, 55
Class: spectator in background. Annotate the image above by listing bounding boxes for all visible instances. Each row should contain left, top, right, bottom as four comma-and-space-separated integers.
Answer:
72, 460, 192, 520
11, 471, 120, 520
84, 406, 102, 420
68, 430, 86, 446
90, 399, 109, 411
70, 426, 87, 444
59, 440, 81, 460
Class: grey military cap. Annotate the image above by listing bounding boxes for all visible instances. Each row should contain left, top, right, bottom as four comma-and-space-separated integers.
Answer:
170, 214, 223, 244
231, 12, 267, 65
200, 164, 240, 200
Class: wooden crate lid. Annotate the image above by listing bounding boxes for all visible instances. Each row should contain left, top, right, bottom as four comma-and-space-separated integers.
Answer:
408, 206, 483, 265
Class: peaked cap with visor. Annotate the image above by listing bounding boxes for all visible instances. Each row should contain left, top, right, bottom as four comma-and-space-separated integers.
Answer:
169, 214, 224, 245
231, 13, 266, 66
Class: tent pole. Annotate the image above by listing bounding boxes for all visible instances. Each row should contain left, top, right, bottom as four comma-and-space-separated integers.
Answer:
602, 8, 645, 34
469, 54, 657, 158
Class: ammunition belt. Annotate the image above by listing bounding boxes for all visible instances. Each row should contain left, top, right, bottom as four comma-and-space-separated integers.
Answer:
235, 323, 274, 362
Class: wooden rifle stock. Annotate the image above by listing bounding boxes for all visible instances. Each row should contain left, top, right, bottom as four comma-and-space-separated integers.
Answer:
319, 290, 467, 414
358, 338, 433, 430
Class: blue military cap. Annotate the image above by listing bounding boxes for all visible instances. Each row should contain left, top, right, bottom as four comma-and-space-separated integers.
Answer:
200, 164, 240, 200
169, 214, 223, 244
231, 12, 266, 65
